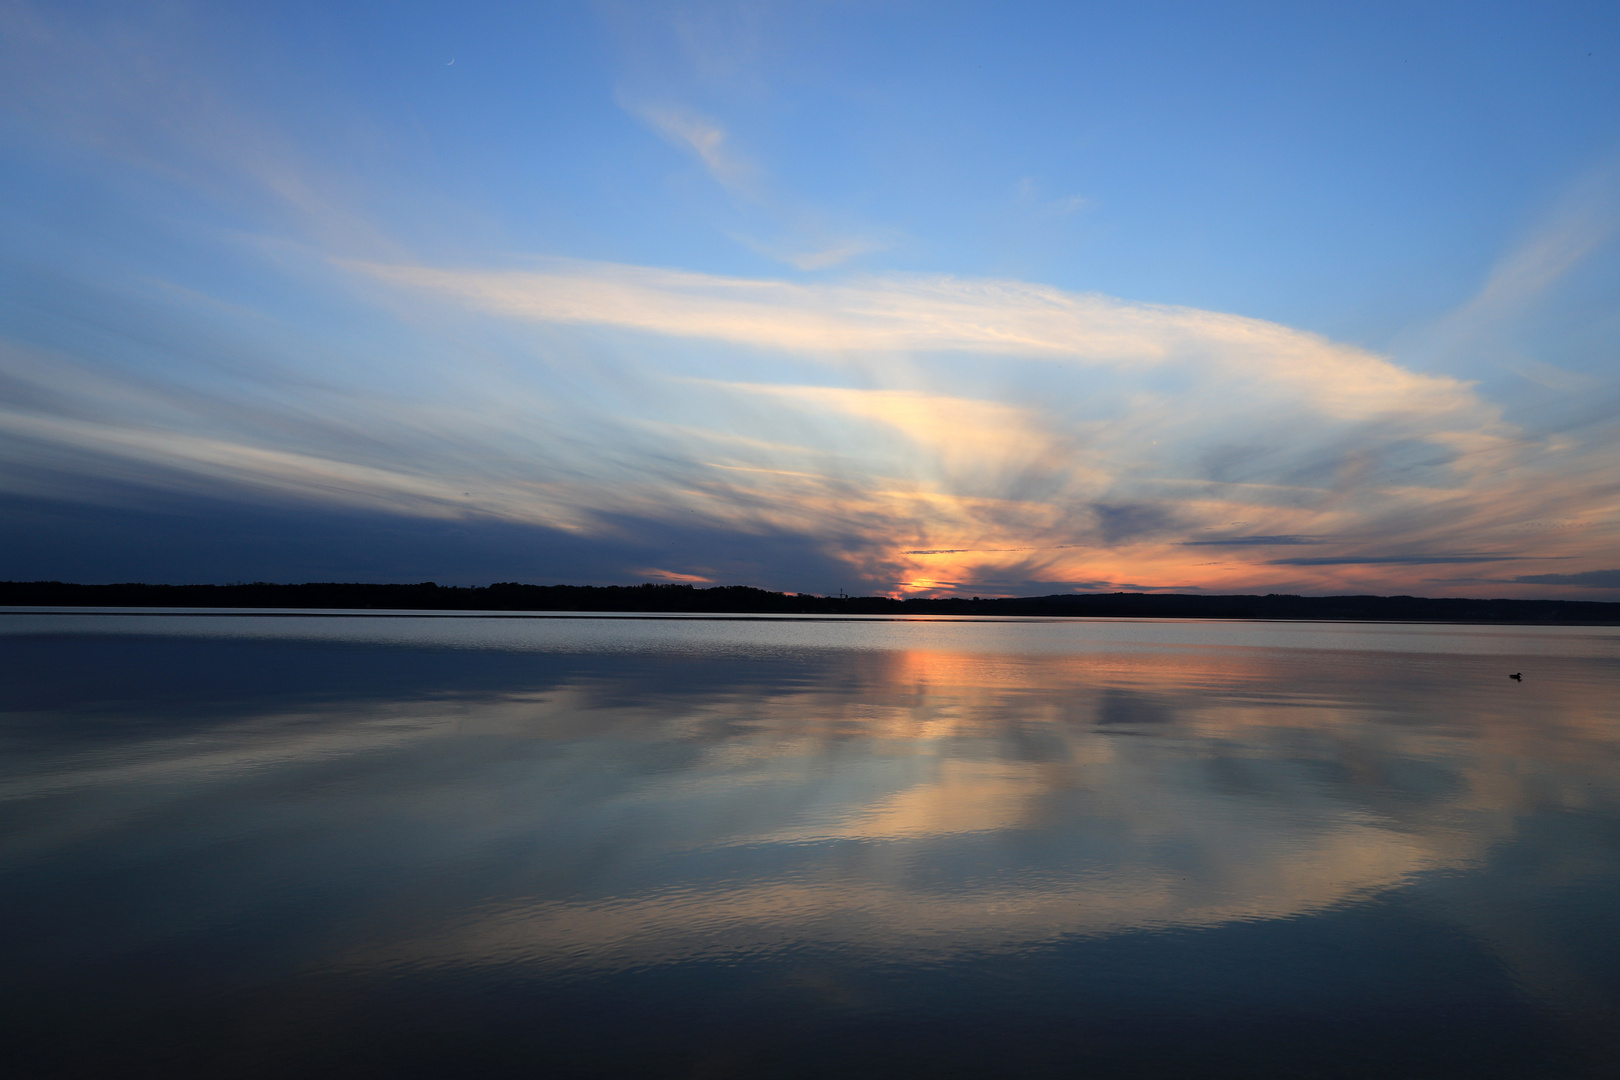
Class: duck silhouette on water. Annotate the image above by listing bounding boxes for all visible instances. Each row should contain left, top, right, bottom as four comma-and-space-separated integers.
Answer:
1509, 672, 1523, 681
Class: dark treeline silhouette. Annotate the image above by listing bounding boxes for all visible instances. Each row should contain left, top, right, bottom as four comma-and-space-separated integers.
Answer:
4, 580, 1619, 623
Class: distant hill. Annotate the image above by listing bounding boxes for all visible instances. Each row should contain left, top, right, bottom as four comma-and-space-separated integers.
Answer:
3, 580, 1618, 624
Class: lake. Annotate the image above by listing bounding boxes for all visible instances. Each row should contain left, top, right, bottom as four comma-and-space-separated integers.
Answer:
3, 611, 1618, 1078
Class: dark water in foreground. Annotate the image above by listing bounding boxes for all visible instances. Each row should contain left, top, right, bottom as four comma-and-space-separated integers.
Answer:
2, 612, 1618, 1079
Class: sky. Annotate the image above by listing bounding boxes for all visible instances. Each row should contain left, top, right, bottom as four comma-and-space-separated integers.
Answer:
2, 0, 1619, 598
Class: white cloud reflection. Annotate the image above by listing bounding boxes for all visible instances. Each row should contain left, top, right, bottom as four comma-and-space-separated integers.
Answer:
284, 635, 1618, 978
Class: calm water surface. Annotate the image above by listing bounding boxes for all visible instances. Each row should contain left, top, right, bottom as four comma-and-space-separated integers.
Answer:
3, 611, 1618, 1078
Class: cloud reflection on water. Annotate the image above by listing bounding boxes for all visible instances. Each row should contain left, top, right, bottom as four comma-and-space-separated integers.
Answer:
324, 641, 1619, 981
6, 618, 1614, 1003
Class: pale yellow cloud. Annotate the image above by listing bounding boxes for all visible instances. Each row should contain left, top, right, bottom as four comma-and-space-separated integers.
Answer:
355, 257, 1478, 423
356, 258, 1537, 591
712, 381, 1091, 487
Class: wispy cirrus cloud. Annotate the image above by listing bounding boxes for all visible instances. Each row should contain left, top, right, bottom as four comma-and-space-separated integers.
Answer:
353, 257, 1481, 422
620, 97, 889, 270
1016, 177, 1092, 217
1407, 160, 1620, 385
1449, 162, 1620, 328
10, 243, 1619, 596
622, 100, 761, 194
0, 0, 401, 259
731, 232, 889, 271
327, 256, 1618, 595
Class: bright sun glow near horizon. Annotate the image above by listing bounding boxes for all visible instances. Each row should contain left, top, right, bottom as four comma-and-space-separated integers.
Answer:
2, 1, 1618, 598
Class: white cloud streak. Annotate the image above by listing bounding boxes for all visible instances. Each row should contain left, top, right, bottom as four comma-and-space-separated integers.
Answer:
355, 257, 1479, 423
1455, 163, 1620, 325
1413, 160, 1620, 377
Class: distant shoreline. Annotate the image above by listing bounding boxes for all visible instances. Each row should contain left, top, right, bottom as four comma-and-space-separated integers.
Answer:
4, 581, 1618, 625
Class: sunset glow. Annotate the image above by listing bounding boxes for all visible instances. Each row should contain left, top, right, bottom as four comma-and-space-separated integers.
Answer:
3, 3, 1617, 596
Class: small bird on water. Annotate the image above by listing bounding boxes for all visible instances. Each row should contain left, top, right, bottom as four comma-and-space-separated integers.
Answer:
1509, 672, 1523, 681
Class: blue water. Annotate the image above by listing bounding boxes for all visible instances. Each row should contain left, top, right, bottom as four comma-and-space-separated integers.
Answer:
3, 611, 1618, 1078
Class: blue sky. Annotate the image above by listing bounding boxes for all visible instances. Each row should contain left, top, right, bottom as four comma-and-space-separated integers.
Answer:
3, 0, 1618, 596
